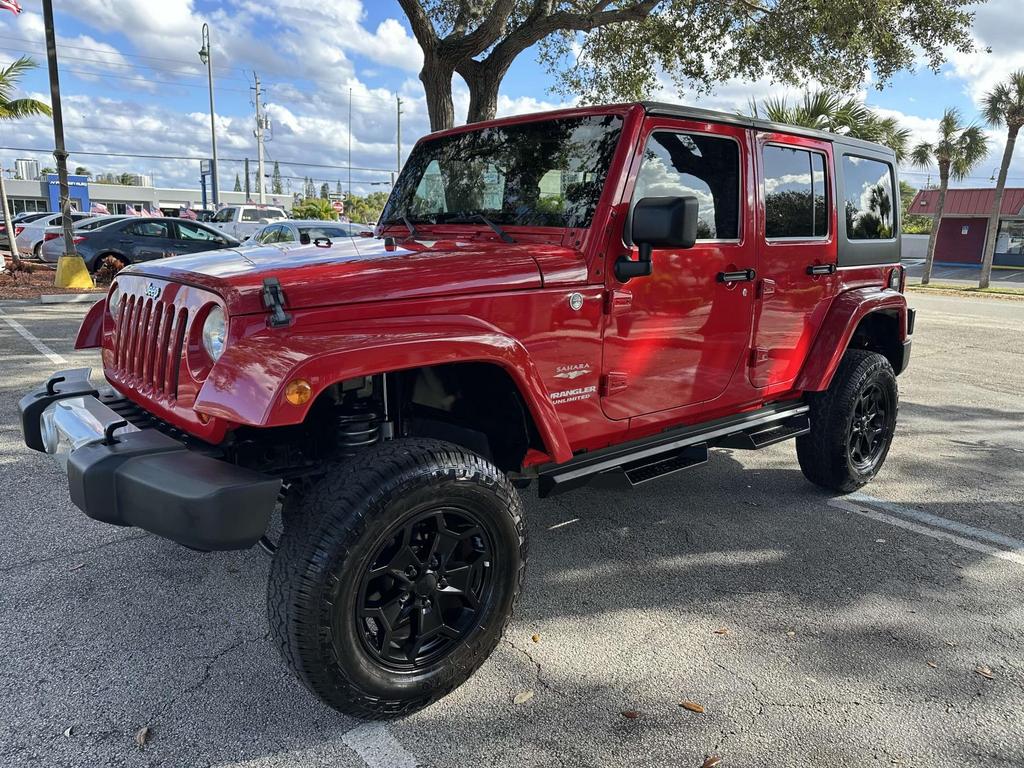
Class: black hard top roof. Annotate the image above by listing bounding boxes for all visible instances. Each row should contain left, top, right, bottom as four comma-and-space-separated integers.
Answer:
641, 101, 894, 157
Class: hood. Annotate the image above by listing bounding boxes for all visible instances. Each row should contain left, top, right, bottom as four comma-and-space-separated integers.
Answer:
123, 235, 588, 316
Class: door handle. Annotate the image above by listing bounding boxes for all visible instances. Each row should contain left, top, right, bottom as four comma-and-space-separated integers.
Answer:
717, 268, 756, 283
806, 263, 837, 276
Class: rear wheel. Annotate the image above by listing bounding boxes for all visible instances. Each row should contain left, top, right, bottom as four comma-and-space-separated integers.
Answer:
267, 438, 526, 718
797, 349, 898, 493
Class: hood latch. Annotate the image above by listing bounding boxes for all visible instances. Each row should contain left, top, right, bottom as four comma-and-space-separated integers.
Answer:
262, 277, 292, 328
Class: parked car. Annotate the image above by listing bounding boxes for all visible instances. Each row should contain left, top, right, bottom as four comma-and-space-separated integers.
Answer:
37, 216, 131, 263
194, 210, 216, 222
1, 211, 94, 257
243, 219, 373, 249
208, 204, 288, 240
69, 217, 240, 272
21, 102, 913, 720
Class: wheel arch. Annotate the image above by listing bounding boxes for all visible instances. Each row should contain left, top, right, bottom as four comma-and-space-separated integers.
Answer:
796, 287, 909, 392
195, 315, 573, 465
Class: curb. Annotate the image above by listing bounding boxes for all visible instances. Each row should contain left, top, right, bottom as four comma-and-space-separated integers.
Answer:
40, 293, 103, 305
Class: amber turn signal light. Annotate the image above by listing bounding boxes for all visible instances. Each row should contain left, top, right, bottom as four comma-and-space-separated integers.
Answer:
285, 379, 312, 406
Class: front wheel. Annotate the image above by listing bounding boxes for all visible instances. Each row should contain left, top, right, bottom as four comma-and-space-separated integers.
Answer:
267, 438, 527, 719
797, 349, 898, 493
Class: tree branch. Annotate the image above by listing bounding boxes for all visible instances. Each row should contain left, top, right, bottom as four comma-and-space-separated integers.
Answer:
444, 0, 517, 60
398, 0, 439, 53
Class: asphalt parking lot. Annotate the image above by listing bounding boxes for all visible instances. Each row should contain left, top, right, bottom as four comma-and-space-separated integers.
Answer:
1, 293, 1022, 768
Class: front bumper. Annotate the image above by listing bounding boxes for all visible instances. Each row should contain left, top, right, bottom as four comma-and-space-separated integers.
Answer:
19, 368, 280, 551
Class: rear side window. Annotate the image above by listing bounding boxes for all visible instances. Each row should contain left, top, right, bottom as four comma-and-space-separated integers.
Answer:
125, 221, 171, 238
842, 156, 896, 239
633, 131, 740, 240
763, 145, 828, 239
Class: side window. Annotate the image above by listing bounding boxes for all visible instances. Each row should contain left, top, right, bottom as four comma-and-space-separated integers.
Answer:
276, 225, 296, 242
763, 145, 828, 239
212, 207, 235, 223
257, 225, 279, 243
125, 221, 171, 238
842, 155, 896, 239
633, 131, 740, 240
177, 221, 221, 241
241, 208, 267, 222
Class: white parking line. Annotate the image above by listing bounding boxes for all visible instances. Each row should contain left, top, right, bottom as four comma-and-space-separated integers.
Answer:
342, 722, 418, 768
0, 307, 67, 365
828, 496, 1024, 567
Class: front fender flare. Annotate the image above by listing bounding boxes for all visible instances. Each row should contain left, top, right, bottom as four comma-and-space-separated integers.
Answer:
74, 298, 106, 350
195, 314, 573, 464
796, 287, 908, 391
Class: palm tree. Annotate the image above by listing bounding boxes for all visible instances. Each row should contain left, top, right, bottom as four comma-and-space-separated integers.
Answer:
0, 57, 51, 270
978, 71, 1024, 289
910, 108, 989, 285
749, 90, 911, 161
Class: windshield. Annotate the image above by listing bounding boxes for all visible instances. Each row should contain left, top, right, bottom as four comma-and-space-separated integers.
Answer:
381, 114, 623, 230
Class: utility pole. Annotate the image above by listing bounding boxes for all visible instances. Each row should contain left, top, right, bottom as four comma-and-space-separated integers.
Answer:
199, 24, 219, 205
396, 95, 403, 174
244, 157, 251, 200
42, 0, 91, 288
253, 72, 266, 204
348, 87, 352, 199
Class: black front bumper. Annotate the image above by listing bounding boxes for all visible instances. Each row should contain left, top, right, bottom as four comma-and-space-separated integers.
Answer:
19, 369, 280, 551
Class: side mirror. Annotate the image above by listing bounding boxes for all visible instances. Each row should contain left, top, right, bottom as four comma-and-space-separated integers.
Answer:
616, 196, 699, 282
299, 232, 311, 245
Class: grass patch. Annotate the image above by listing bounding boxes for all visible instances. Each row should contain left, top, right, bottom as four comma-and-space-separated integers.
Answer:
908, 282, 1024, 298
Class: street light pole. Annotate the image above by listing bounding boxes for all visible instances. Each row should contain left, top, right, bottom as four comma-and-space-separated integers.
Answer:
199, 23, 220, 205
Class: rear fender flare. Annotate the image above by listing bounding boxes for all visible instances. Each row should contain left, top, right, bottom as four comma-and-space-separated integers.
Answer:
796, 287, 907, 392
195, 314, 573, 464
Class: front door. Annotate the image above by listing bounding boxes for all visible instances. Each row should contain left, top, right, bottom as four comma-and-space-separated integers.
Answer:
600, 119, 757, 421
749, 135, 838, 391
122, 219, 181, 262
174, 220, 229, 253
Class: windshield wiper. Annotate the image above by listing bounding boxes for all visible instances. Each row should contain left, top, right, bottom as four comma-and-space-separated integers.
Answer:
382, 211, 422, 240
474, 213, 515, 244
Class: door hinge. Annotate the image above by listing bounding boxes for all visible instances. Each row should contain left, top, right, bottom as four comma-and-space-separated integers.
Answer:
604, 289, 632, 315
601, 371, 628, 396
749, 347, 770, 367
758, 278, 776, 299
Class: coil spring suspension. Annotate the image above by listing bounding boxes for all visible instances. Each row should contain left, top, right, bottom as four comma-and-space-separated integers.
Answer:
336, 405, 381, 457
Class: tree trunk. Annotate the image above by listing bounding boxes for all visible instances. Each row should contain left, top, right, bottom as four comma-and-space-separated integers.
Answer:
465, 68, 503, 124
979, 123, 1019, 290
0, 162, 21, 270
420, 57, 456, 132
921, 163, 949, 286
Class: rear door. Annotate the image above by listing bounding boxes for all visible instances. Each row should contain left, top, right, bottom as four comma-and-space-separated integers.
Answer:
121, 219, 179, 262
174, 220, 230, 253
750, 134, 838, 390
600, 118, 757, 420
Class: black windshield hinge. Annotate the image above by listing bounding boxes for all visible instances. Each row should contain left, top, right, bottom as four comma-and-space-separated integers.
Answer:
262, 277, 292, 328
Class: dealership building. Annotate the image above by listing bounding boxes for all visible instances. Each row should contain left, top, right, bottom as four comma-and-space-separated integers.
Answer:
909, 187, 1024, 268
2, 174, 294, 216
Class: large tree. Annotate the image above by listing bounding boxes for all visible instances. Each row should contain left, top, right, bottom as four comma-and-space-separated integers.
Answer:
749, 91, 911, 160
400, 0, 980, 132
978, 70, 1024, 290
0, 56, 51, 270
910, 108, 988, 286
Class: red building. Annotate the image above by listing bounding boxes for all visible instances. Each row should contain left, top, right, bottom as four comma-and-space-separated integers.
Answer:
909, 188, 1024, 268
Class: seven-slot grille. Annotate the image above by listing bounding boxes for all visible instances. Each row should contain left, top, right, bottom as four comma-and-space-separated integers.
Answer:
112, 291, 189, 398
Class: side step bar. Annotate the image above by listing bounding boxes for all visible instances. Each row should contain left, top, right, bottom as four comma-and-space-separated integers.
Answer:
537, 401, 809, 497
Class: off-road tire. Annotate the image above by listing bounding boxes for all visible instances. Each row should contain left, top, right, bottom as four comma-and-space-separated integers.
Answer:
267, 438, 527, 719
797, 349, 898, 493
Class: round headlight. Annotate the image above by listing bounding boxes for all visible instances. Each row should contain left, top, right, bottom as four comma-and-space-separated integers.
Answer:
201, 306, 226, 361
108, 284, 121, 319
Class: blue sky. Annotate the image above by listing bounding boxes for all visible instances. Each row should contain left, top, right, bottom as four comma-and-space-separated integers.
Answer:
2, 0, 1023, 195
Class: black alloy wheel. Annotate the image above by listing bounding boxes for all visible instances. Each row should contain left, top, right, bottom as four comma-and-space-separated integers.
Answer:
355, 507, 495, 669
797, 349, 898, 493
847, 381, 892, 472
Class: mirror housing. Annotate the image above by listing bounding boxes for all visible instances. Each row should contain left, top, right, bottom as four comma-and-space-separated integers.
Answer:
615, 195, 700, 282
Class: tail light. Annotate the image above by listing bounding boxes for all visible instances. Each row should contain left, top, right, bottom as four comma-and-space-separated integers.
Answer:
72, 235, 86, 244
888, 265, 905, 292
43, 232, 60, 242
14, 226, 24, 236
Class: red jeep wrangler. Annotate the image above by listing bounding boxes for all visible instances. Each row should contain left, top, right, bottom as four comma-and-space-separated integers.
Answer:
20, 102, 913, 718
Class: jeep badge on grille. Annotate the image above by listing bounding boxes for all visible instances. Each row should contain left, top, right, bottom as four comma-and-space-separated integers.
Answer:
145, 283, 161, 299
